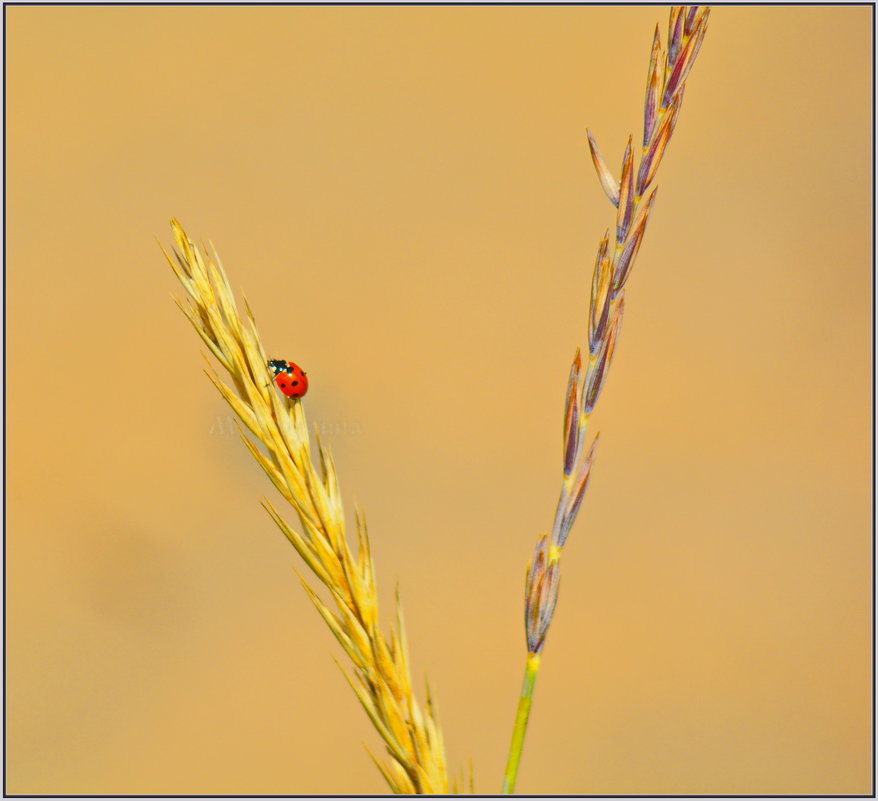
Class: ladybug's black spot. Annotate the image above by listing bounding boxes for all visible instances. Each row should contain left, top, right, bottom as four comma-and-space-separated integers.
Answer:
292, 380, 299, 386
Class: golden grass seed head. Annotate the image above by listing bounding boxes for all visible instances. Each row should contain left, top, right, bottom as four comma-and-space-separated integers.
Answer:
165, 220, 450, 794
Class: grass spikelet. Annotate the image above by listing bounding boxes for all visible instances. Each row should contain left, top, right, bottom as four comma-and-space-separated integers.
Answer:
163, 219, 450, 794
586, 130, 621, 206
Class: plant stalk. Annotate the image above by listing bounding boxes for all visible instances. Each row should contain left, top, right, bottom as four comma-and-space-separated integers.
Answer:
501, 653, 542, 794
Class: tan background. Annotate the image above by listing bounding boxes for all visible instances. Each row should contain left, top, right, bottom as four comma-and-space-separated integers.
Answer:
7, 5, 872, 795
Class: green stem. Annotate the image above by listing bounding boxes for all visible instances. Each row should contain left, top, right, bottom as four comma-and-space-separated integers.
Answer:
501, 653, 542, 794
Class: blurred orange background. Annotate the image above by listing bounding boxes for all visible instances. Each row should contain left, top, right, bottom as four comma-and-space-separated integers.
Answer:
6, 5, 872, 795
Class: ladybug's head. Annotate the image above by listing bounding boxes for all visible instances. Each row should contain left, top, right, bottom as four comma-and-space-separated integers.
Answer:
267, 359, 289, 375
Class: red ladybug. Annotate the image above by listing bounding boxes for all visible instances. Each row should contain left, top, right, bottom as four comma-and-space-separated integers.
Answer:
267, 359, 309, 399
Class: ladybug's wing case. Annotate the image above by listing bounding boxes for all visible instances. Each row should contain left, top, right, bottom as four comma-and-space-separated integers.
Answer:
266, 359, 308, 398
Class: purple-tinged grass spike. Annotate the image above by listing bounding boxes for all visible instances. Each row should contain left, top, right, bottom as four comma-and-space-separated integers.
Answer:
584, 300, 623, 415
616, 137, 635, 244
642, 27, 662, 148
586, 130, 620, 207
562, 349, 583, 477
556, 434, 600, 547
613, 190, 658, 293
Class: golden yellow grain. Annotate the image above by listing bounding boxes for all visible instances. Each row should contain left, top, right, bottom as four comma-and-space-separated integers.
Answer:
162, 220, 450, 794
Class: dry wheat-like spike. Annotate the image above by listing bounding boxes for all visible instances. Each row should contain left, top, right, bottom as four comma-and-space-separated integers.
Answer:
162, 220, 450, 794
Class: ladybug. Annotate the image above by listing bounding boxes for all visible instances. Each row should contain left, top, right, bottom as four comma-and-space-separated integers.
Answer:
267, 359, 309, 399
